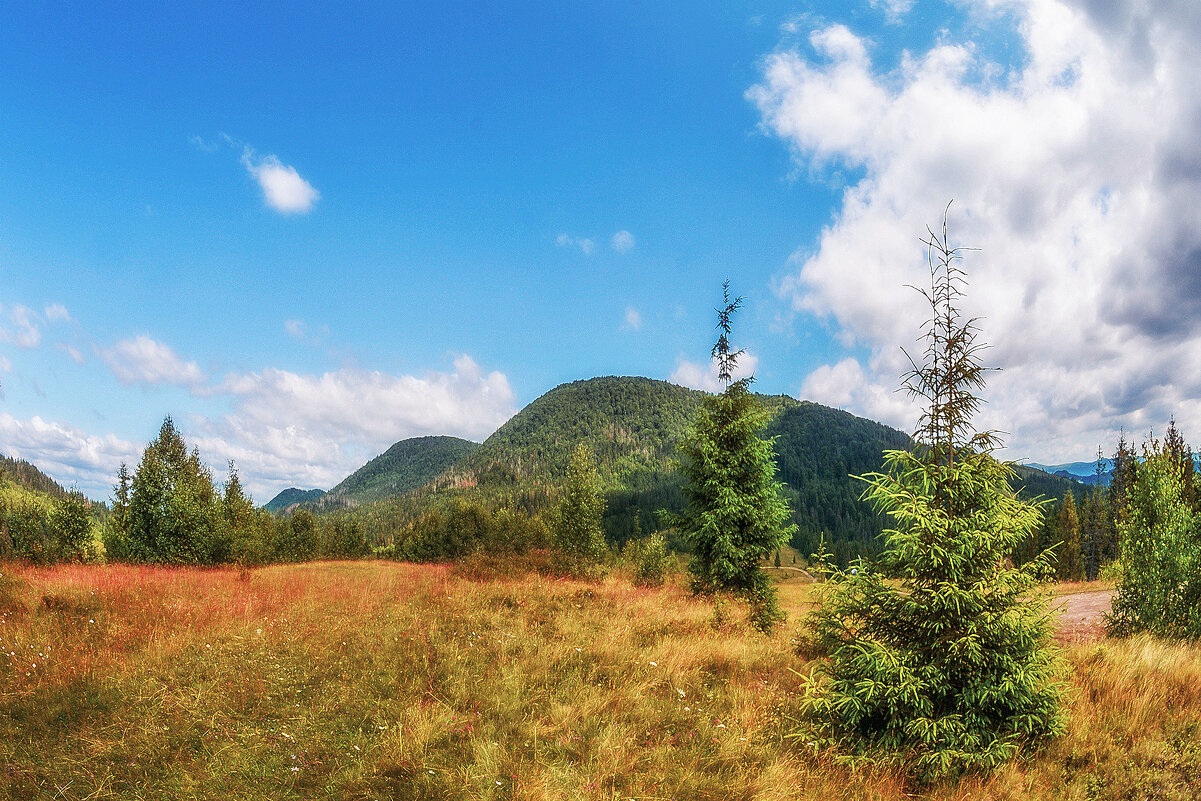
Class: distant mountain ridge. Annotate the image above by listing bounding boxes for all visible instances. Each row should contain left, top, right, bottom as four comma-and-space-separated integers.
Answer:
263, 487, 327, 513
1027, 459, 1114, 487
326, 435, 480, 506
279, 376, 1081, 563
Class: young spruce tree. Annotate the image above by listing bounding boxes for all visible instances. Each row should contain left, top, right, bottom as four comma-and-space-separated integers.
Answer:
800, 212, 1064, 782
670, 281, 795, 629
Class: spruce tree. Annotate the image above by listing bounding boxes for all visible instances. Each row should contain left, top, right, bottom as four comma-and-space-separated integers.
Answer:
1056, 492, 1083, 581
669, 282, 795, 625
800, 212, 1064, 782
126, 417, 223, 564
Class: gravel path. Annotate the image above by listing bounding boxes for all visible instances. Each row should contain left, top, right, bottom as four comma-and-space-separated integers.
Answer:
1051, 589, 1114, 641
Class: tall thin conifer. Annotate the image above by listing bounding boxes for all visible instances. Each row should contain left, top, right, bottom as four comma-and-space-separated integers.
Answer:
799, 209, 1064, 782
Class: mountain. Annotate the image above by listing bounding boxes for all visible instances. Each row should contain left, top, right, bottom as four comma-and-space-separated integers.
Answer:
419, 376, 910, 554
263, 487, 327, 513
323, 376, 1079, 565
0, 453, 71, 500
326, 435, 480, 506
1028, 459, 1114, 487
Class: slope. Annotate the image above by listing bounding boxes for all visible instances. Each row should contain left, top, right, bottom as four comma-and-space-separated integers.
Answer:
326, 435, 480, 506
263, 488, 327, 513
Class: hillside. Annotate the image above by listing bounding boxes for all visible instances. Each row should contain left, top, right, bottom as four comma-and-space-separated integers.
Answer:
326, 435, 480, 506
0, 453, 69, 500
417, 376, 905, 552
324, 376, 1075, 562
262, 487, 327, 513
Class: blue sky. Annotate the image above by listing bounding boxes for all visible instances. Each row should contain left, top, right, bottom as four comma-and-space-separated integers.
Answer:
4, 1, 1201, 501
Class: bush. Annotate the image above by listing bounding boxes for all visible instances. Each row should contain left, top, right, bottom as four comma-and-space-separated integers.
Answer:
626, 532, 670, 588
1108, 442, 1201, 640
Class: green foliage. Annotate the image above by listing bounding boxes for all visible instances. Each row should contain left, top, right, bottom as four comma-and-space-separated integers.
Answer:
1108, 439, 1201, 640
1056, 492, 1084, 581
0, 481, 56, 562
669, 284, 795, 608
126, 417, 227, 565
324, 435, 480, 506
381, 499, 549, 562
52, 490, 94, 562
625, 532, 670, 588
0, 453, 70, 500
273, 508, 318, 563
800, 212, 1064, 782
554, 443, 608, 575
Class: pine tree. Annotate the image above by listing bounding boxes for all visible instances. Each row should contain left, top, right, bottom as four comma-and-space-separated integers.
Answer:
1056, 492, 1083, 581
800, 211, 1064, 782
52, 489, 93, 562
1164, 417, 1197, 513
668, 282, 795, 621
102, 463, 133, 560
126, 417, 223, 564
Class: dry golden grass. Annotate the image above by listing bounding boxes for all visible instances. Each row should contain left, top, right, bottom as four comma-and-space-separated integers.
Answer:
0, 560, 1197, 800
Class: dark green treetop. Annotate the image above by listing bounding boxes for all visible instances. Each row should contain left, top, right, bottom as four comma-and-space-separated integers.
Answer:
668, 282, 795, 606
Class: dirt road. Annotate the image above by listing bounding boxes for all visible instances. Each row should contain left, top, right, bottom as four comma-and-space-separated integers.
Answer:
1052, 589, 1114, 641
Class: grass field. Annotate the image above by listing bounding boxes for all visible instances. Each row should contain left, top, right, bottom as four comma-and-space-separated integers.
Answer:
1, 560, 1198, 800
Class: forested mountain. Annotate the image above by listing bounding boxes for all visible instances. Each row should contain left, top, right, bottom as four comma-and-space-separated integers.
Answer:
325, 435, 480, 506
766, 402, 912, 561
0, 453, 70, 500
411, 376, 910, 555
1010, 465, 1088, 504
264, 375, 1075, 565
263, 487, 327, 513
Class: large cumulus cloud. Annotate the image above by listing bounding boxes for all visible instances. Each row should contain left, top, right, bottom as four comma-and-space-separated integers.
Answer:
750, 0, 1201, 461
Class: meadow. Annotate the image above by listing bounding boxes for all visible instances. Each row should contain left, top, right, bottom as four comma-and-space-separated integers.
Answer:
1, 560, 1199, 800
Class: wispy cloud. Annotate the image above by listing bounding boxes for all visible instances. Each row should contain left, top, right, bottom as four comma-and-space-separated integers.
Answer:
284, 319, 306, 339
623, 307, 642, 331
44, 304, 71, 323
611, 230, 636, 253
556, 233, 595, 255
670, 352, 759, 393
56, 343, 86, 366
0, 304, 43, 349
0, 413, 141, 498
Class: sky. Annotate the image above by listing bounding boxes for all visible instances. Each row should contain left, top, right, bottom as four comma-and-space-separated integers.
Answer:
2, 0, 1200, 502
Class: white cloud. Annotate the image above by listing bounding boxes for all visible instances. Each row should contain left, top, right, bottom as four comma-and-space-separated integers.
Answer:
0, 304, 43, 349
44, 304, 71, 323
556, 233, 596, 255
284, 319, 306, 339
670, 352, 760, 393
102, 335, 207, 388
870, 0, 915, 22
241, 149, 320, 214
750, 0, 1201, 463
611, 230, 636, 253
198, 354, 517, 498
56, 343, 86, 365
0, 414, 141, 500
623, 307, 642, 331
